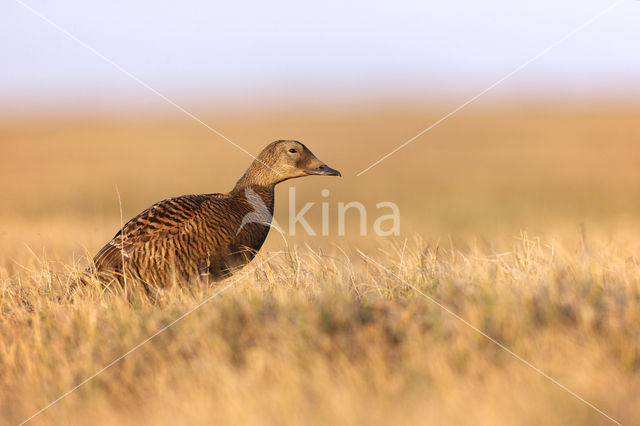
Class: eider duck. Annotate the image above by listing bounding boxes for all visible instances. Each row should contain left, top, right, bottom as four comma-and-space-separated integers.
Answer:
89, 140, 340, 288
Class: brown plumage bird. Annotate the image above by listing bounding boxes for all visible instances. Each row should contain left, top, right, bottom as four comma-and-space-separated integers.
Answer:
89, 140, 340, 288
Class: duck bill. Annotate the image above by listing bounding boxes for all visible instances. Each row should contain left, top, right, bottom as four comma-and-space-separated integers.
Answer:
305, 164, 342, 177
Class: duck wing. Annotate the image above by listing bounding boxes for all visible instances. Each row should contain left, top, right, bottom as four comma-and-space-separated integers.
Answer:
92, 193, 222, 273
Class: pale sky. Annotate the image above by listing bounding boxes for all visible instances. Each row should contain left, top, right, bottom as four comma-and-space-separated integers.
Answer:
2, 0, 639, 112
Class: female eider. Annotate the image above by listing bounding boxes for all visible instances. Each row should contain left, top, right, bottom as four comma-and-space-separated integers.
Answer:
89, 140, 340, 288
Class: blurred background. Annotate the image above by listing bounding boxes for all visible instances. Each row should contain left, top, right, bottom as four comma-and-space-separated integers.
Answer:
1, 0, 639, 262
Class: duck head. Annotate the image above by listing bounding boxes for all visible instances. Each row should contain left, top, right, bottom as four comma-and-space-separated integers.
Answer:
234, 140, 341, 189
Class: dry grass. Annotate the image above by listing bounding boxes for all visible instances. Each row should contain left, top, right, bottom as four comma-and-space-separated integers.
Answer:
1, 104, 640, 425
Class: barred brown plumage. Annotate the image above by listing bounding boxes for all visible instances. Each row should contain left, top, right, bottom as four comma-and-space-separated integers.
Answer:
87, 140, 341, 288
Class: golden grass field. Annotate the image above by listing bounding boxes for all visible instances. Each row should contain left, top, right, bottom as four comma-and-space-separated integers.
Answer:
1, 103, 640, 425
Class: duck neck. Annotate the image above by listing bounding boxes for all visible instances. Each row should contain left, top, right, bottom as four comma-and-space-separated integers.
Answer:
230, 166, 276, 213
232, 161, 277, 189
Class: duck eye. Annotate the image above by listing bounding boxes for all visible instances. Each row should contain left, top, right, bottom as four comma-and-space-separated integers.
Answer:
288, 148, 297, 153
